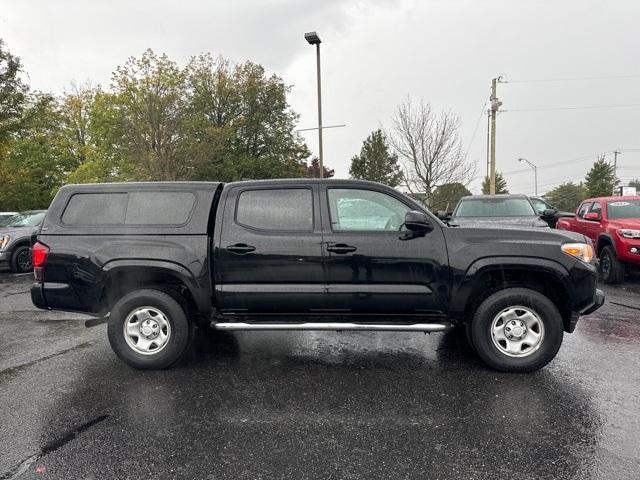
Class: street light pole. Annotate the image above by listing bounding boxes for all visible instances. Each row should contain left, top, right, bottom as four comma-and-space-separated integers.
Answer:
305, 31, 324, 178
518, 157, 538, 196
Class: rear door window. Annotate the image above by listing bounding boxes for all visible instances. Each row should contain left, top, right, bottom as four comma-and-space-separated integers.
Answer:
236, 188, 313, 231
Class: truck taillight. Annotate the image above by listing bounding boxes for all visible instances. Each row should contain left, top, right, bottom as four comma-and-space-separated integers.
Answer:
32, 241, 49, 281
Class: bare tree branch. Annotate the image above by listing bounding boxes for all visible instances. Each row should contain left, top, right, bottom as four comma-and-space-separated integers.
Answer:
388, 97, 476, 205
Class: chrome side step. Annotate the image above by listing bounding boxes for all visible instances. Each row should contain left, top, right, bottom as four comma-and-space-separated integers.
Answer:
213, 322, 450, 332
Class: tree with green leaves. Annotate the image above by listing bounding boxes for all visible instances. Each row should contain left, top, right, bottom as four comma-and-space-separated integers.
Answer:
1, 44, 313, 209
349, 129, 402, 187
110, 49, 190, 181
0, 94, 70, 210
429, 182, 471, 212
585, 157, 617, 197
544, 182, 587, 212
306, 157, 334, 178
481, 172, 508, 194
185, 54, 309, 181
0, 39, 28, 145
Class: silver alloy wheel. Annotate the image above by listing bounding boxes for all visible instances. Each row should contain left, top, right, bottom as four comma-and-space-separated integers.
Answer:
490, 305, 545, 358
123, 306, 172, 355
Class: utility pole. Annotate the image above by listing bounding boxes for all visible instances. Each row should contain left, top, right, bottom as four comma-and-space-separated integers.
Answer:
489, 78, 502, 194
486, 110, 491, 178
613, 150, 620, 178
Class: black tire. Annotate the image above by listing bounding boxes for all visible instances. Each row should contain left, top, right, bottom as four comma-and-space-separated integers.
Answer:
10, 245, 32, 273
465, 322, 476, 352
107, 289, 191, 369
600, 245, 625, 284
470, 288, 563, 373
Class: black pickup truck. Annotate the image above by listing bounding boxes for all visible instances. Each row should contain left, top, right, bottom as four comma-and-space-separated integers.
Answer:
31, 179, 604, 372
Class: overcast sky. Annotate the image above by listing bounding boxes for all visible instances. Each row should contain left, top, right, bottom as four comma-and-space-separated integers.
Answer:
2, 0, 639, 194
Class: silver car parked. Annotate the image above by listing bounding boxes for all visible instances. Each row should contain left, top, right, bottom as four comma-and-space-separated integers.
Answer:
0, 210, 46, 273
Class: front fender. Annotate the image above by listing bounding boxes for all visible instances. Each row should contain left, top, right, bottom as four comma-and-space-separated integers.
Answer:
596, 233, 615, 253
448, 256, 573, 320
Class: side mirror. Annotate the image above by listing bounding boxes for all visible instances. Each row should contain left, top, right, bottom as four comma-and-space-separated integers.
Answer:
436, 211, 451, 221
584, 212, 601, 221
540, 208, 556, 220
404, 210, 431, 233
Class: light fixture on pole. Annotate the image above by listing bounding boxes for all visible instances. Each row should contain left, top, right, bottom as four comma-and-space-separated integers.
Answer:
304, 31, 324, 178
518, 157, 538, 196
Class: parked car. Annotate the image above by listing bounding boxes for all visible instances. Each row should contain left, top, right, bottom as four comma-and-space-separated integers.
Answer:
0, 210, 47, 273
448, 195, 554, 228
31, 180, 603, 372
0, 212, 18, 226
528, 197, 574, 228
556, 196, 640, 283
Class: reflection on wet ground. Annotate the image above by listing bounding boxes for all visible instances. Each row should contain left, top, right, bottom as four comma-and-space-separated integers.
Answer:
0, 273, 639, 479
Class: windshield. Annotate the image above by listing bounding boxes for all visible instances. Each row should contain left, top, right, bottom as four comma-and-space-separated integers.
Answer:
3, 211, 46, 227
0, 215, 18, 226
607, 200, 640, 219
454, 198, 536, 217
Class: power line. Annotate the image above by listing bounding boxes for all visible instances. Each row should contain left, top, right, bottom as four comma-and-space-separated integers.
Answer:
469, 148, 640, 187
503, 103, 640, 112
510, 173, 640, 192
463, 96, 489, 165
504, 74, 640, 84
501, 151, 613, 175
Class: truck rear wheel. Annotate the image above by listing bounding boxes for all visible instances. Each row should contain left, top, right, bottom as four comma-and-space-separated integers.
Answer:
600, 245, 625, 284
470, 288, 563, 373
107, 289, 191, 369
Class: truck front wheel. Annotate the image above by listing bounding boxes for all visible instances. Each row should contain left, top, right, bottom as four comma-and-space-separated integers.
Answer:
600, 245, 625, 284
470, 288, 563, 373
107, 289, 192, 369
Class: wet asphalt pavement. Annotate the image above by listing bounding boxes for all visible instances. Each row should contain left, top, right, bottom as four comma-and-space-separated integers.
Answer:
0, 273, 639, 479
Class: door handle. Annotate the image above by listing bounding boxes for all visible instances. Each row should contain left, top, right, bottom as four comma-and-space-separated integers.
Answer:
327, 243, 357, 254
226, 243, 256, 254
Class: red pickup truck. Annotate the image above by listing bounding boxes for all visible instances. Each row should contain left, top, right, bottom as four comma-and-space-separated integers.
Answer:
556, 196, 640, 283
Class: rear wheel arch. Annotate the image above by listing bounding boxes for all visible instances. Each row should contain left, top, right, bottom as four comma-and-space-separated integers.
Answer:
98, 264, 205, 323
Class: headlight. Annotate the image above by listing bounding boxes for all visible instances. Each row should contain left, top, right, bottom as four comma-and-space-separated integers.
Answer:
561, 242, 594, 263
0, 235, 10, 250
619, 229, 640, 239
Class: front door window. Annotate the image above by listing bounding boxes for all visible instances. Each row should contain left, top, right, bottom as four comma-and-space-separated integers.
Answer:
327, 188, 410, 232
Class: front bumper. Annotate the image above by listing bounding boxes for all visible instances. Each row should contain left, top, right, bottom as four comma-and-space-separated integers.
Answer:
564, 259, 605, 332
582, 288, 605, 315
0, 251, 11, 269
566, 288, 604, 333
616, 237, 640, 265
